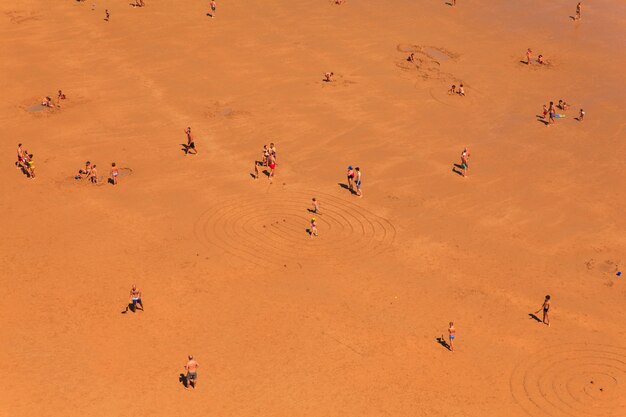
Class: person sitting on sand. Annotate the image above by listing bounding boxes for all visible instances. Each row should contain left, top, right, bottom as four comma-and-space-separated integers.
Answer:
407, 53, 415, 63
324, 72, 334, 82
537, 54, 544, 65
41, 97, 53, 107
76, 161, 92, 179
57, 90, 66, 100
448, 85, 456, 95
457, 84, 465, 96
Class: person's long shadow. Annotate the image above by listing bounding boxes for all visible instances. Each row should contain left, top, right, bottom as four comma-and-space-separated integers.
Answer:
436, 336, 451, 351
536, 116, 549, 126
179, 373, 189, 388
338, 183, 355, 194
528, 313, 542, 323
452, 164, 464, 176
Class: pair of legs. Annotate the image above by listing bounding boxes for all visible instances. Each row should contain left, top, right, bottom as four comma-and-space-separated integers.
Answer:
186, 372, 197, 389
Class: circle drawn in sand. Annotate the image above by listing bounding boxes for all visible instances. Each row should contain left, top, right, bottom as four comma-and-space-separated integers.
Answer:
510, 344, 626, 417
193, 190, 395, 268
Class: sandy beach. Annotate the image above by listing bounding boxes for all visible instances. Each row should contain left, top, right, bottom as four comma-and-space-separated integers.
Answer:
1, 1, 625, 416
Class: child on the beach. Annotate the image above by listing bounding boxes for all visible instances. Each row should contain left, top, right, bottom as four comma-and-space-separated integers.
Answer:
579, 109, 585, 121
448, 85, 456, 95
457, 84, 465, 96
310, 218, 318, 238
324, 72, 334, 82
542, 104, 548, 119
537, 55, 544, 65
89, 165, 98, 183
311, 198, 320, 214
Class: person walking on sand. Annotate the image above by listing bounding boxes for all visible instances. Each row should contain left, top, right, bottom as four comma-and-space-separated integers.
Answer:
110, 162, 119, 185
310, 218, 318, 238
535, 295, 551, 326
346, 166, 355, 192
185, 356, 199, 389
311, 198, 320, 214
448, 322, 456, 351
575, 2, 581, 20
124, 284, 144, 312
460, 148, 470, 177
579, 108, 585, 121
457, 84, 465, 96
526, 48, 533, 65
542, 104, 548, 119
209, 1, 216, 17
184, 127, 197, 155
262, 145, 270, 166
355, 167, 362, 197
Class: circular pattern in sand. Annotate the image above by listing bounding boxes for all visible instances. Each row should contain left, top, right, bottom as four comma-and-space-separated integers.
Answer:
193, 190, 395, 268
510, 344, 626, 417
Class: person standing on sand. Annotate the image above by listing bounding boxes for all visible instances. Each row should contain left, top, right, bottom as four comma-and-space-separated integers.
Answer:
185, 356, 199, 389
548, 101, 556, 126
535, 295, 551, 326
209, 1, 216, 17
575, 2, 581, 20
460, 148, 470, 177
16, 144, 24, 170
110, 162, 119, 185
185, 127, 197, 155
579, 109, 585, 121
105, 9, 110, 21
124, 284, 143, 312
346, 166, 355, 192
89, 165, 98, 183
526, 48, 533, 65
542, 104, 548, 119
448, 322, 456, 351
355, 167, 362, 197
267, 154, 276, 179
310, 218, 318, 238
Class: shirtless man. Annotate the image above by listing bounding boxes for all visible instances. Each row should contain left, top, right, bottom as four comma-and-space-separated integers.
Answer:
110, 162, 119, 185
185, 355, 199, 389
526, 48, 533, 65
269, 143, 277, 161
548, 101, 556, 125
16, 144, 24, 170
460, 148, 470, 177
355, 167, 362, 197
346, 166, 355, 192
448, 322, 456, 351
535, 295, 551, 326
575, 2, 581, 20
184, 127, 197, 155
324, 72, 334, 82
124, 284, 144, 312
267, 154, 277, 179
89, 164, 98, 184
262, 145, 270, 166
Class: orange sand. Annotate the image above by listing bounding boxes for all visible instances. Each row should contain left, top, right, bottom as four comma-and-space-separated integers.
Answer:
1, 1, 625, 416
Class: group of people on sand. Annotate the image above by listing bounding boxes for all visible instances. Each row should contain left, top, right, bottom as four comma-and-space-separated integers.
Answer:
16, 144, 35, 179
41, 90, 66, 108
254, 143, 277, 179
447, 83, 465, 96
346, 166, 363, 196
541, 100, 584, 126
74, 161, 120, 185
525, 48, 546, 66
